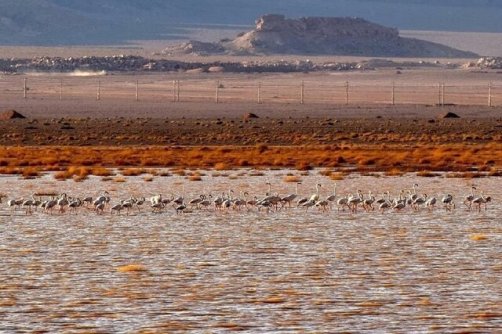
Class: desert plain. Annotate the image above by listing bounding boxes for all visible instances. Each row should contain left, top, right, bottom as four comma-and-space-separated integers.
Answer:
1, 25, 502, 178
1, 61, 502, 178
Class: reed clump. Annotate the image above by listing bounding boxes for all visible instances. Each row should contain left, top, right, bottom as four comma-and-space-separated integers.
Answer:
117, 264, 148, 273
21, 167, 41, 179
0, 143, 500, 173
283, 174, 301, 183
54, 166, 89, 181
187, 172, 203, 181
90, 167, 114, 177
121, 168, 148, 176
214, 162, 230, 171
470, 234, 488, 241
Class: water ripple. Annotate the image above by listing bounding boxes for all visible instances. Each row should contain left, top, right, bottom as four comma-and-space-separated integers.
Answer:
0, 172, 501, 332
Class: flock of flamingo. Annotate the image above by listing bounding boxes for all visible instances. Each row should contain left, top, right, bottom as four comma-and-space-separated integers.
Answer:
0, 182, 492, 216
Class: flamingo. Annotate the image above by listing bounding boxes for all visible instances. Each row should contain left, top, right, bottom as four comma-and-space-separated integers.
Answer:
233, 192, 247, 210
464, 186, 477, 210
282, 182, 301, 208
263, 183, 281, 210
111, 203, 123, 215
94, 191, 110, 206
150, 194, 162, 205
189, 195, 204, 209
336, 194, 350, 212
161, 194, 175, 206
95, 202, 106, 214
121, 199, 134, 215
8, 198, 23, 211
425, 195, 437, 211
315, 199, 330, 212
472, 192, 491, 212
325, 183, 338, 210
412, 194, 428, 211
173, 195, 184, 205
362, 191, 375, 211
326, 183, 337, 202
379, 200, 391, 213
393, 200, 406, 211
44, 197, 58, 214
257, 199, 273, 213
82, 196, 93, 207
175, 203, 187, 214
309, 183, 322, 202
151, 201, 165, 213
410, 183, 419, 202
134, 197, 146, 212
441, 193, 455, 211
375, 191, 389, 205
200, 195, 213, 210
246, 194, 259, 210
302, 199, 316, 212
21, 194, 38, 215
347, 190, 363, 213
173, 184, 185, 205
68, 198, 82, 214
57, 193, 69, 213
297, 196, 309, 207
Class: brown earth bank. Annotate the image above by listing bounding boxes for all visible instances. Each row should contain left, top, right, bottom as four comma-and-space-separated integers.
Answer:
0, 116, 502, 146
0, 104, 501, 175
0, 103, 502, 146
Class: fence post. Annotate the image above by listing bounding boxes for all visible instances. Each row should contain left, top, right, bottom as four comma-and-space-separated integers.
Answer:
59, 79, 63, 101
97, 80, 101, 101
215, 80, 220, 103
437, 83, 441, 106
441, 83, 445, 106
488, 82, 492, 107
300, 80, 304, 104
172, 80, 176, 102
177, 80, 180, 102
345, 81, 349, 105
23, 78, 27, 99
391, 82, 395, 105
257, 82, 262, 104
135, 80, 139, 102
437, 83, 440, 105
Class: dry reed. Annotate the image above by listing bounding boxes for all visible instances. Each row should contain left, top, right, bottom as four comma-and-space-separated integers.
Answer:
0, 143, 500, 175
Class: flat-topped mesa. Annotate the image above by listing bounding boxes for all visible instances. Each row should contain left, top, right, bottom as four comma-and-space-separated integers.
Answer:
225, 14, 478, 58
255, 14, 398, 39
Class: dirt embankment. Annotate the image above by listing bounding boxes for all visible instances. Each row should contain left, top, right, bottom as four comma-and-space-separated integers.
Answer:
1, 115, 501, 147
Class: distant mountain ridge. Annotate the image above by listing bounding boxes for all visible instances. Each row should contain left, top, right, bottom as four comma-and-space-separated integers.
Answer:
1, 0, 502, 45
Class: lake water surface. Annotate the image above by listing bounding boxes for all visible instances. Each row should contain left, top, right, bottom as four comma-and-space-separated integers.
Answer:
1, 171, 501, 333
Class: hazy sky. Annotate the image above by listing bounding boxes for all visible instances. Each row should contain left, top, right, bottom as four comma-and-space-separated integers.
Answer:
1, 0, 501, 45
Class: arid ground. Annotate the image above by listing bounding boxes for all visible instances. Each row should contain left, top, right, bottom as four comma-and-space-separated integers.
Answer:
1, 60, 502, 176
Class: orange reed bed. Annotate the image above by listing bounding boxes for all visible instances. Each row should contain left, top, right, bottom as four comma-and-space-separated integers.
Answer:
0, 143, 501, 176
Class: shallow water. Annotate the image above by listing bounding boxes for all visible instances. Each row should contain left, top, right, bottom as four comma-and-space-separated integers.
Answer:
0, 171, 501, 333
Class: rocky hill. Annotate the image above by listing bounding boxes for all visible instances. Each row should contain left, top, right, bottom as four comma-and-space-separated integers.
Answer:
164, 15, 478, 58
